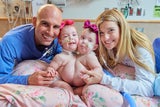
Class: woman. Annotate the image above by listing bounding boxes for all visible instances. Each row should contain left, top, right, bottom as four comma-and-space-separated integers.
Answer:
81, 9, 159, 107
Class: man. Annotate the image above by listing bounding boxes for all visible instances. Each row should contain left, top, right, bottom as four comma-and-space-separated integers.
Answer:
0, 4, 62, 86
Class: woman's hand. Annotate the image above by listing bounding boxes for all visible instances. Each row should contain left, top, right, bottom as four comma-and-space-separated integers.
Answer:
81, 70, 103, 85
113, 64, 135, 79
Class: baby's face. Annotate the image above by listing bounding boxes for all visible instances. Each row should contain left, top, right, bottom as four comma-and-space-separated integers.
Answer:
59, 25, 79, 52
78, 29, 97, 54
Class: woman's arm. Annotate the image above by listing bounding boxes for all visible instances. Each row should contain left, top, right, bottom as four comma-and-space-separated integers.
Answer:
83, 47, 155, 97
113, 64, 135, 79
101, 47, 155, 97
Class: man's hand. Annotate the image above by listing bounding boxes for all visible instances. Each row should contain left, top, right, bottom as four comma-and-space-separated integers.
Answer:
28, 69, 56, 86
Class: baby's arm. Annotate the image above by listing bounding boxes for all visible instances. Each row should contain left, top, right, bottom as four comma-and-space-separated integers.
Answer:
81, 54, 103, 84
46, 55, 63, 77
47, 55, 74, 92
88, 54, 102, 72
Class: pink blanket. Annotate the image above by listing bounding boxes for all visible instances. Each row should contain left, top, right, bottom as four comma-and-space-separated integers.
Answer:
1, 60, 159, 107
1, 84, 160, 107
0, 84, 87, 107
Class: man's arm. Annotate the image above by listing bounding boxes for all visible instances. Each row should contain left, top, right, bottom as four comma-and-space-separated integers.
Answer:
0, 37, 30, 84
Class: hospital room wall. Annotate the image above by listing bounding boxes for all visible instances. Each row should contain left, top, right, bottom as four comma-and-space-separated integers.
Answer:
0, 0, 160, 42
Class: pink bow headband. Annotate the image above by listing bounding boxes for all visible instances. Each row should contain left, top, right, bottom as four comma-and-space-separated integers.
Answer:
60, 19, 74, 29
83, 20, 99, 44
58, 19, 74, 38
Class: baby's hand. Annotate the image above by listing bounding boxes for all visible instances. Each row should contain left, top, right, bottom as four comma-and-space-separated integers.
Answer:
46, 66, 58, 78
80, 70, 91, 83
80, 70, 102, 85
80, 72, 90, 80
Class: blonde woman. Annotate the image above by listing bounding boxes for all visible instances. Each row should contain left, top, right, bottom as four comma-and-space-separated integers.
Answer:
81, 9, 159, 107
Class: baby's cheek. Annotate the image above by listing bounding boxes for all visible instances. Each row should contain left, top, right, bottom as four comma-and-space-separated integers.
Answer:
62, 37, 70, 43
88, 43, 94, 50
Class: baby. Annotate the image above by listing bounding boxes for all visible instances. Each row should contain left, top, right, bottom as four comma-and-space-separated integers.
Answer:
47, 20, 103, 95
46, 19, 79, 92
74, 20, 103, 95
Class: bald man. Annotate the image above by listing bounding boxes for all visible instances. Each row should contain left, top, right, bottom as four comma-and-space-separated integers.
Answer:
0, 4, 63, 86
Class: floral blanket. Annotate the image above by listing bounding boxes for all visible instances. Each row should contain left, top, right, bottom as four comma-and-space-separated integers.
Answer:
82, 84, 160, 107
0, 60, 160, 107
0, 84, 87, 107
0, 84, 160, 107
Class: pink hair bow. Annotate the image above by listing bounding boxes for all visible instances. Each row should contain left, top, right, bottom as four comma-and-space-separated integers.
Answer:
60, 19, 74, 29
83, 20, 99, 44
58, 19, 74, 38
83, 20, 98, 33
